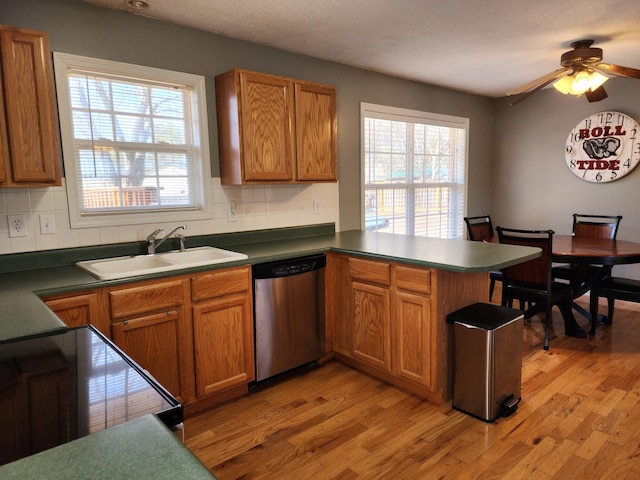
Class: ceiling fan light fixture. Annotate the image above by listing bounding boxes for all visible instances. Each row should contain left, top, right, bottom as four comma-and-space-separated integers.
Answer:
552, 70, 608, 96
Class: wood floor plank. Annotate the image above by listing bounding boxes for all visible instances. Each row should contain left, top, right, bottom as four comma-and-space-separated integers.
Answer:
184, 295, 640, 479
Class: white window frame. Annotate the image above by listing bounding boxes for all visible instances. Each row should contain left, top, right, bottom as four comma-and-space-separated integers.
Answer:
53, 52, 212, 228
360, 103, 469, 239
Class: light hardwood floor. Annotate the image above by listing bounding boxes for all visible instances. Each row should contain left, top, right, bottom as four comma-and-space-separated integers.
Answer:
184, 295, 640, 479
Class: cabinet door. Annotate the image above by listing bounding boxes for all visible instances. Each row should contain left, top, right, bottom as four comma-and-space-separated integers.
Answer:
240, 71, 294, 182
294, 82, 337, 181
44, 291, 109, 338
0, 26, 60, 186
394, 265, 433, 388
394, 290, 433, 388
192, 293, 254, 397
112, 310, 185, 400
351, 280, 391, 372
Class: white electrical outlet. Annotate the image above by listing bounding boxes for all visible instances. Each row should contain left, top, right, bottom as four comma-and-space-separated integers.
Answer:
313, 199, 321, 214
7, 214, 28, 238
39, 213, 56, 234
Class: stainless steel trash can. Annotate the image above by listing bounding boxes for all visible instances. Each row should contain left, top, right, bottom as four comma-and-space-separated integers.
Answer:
447, 303, 524, 422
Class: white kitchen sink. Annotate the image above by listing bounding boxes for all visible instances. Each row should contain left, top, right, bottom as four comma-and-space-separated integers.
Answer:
159, 246, 247, 265
77, 246, 248, 280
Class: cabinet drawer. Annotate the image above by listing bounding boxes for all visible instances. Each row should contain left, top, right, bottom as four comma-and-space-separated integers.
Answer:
396, 265, 431, 294
109, 280, 185, 319
348, 257, 390, 285
191, 266, 251, 302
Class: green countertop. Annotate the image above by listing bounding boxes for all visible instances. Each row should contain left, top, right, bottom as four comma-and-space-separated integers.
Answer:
0, 415, 215, 479
0, 229, 540, 343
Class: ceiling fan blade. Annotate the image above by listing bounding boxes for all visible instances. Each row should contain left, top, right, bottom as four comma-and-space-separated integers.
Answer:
509, 75, 560, 106
585, 85, 608, 102
506, 67, 570, 96
595, 63, 640, 79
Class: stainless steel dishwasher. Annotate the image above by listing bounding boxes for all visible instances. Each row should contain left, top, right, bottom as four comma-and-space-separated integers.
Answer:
253, 254, 326, 383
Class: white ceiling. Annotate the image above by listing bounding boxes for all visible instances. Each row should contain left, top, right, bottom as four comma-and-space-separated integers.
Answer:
83, 0, 640, 98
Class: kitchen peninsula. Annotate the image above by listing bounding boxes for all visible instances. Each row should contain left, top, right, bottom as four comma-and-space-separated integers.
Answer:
0, 225, 539, 475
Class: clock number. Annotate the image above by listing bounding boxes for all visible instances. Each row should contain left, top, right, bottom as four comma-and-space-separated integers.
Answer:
584, 118, 592, 129
601, 112, 614, 124
610, 171, 618, 181
566, 145, 573, 154
570, 159, 577, 169
631, 128, 638, 140
618, 113, 626, 126
624, 158, 632, 169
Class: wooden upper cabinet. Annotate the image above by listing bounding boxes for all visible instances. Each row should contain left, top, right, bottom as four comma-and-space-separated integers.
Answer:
215, 68, 337, 184
294, 82, 337, 182
239, 72, 293, 182
0, 25, 61, 187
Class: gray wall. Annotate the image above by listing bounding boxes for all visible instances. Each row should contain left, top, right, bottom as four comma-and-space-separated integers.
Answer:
493, 80, 640, 279
1, 0, 494, 233
6, 0, 638, 280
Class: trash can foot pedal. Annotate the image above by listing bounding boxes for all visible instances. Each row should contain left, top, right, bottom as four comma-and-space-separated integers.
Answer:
499, 394, 520, 418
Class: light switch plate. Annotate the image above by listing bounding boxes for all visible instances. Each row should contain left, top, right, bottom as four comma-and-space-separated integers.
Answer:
227, 201, 238, 222
39, 213, 56, 234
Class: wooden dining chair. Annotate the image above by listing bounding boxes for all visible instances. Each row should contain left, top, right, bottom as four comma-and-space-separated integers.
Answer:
553, 214, 623, 321
464, 215, 502, 302
496, 227, 574, 350
589, 277, 640, 335
553, 213, 623, 282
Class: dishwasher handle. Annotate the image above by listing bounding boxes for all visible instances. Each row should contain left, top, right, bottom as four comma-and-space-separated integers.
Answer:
253, 254, 326, 279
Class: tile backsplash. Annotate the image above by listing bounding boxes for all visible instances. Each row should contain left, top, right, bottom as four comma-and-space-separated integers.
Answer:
0, 178, 340, 254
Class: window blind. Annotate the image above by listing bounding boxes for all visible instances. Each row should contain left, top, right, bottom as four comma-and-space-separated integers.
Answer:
67, 70, 198, 213
361, 103, 468, 239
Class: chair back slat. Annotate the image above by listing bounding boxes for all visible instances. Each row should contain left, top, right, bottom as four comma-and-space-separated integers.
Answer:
464, 215, 494, 241
496, 228, 553, 288
572, 214, 622, 240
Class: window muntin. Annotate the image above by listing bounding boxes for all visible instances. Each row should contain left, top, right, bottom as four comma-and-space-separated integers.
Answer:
361, 103, 468, 239
54, 53, 211, 228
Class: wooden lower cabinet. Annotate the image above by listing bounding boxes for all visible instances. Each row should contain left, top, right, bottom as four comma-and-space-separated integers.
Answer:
108, 278, 195, 404
395, 287, 432, 388
192, 294, 253, 397
105, 267, 253, 411
191, 267, 254, 399
43, 266, 255, 412
111, 309, 185, 399
43, 290, 109, 338
327, 252, 488, 404
351, 280, 391, 372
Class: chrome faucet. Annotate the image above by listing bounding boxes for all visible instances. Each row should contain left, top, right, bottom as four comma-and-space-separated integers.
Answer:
146, 225, 186, 254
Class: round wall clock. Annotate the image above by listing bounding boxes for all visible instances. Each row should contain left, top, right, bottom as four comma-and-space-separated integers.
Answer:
565, 111, 640, 182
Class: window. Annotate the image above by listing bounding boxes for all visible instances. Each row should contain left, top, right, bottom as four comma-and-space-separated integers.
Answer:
361, 103, 468, 239
54, 53, 211, 228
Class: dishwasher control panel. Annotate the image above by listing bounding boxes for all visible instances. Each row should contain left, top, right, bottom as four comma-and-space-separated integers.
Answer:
271, 260, 315, 276
253, 254, 326, 279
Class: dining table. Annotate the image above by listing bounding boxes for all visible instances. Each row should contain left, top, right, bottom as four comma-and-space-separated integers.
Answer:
551, 235, 640, 323
489, 234, 640, 336
552, 235, 640, 268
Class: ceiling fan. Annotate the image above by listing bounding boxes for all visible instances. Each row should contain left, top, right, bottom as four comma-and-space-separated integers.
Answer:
507, 40, 640, 105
